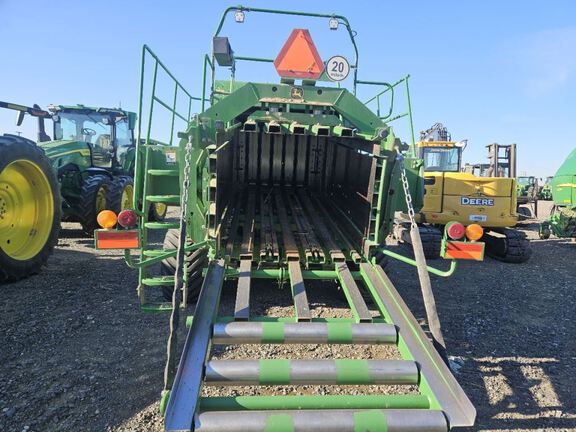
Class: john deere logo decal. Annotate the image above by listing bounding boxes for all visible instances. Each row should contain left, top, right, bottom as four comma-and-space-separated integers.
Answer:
461, 197, 494, 206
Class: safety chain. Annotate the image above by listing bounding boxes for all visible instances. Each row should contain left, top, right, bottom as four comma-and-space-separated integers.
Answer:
396, 152, 417, 228
180, 137, 193, 223
164, 135, 194, 392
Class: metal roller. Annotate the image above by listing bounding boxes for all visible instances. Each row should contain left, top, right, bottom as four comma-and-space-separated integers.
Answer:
195, 409, 448, 432
212, 321, 397, 345
204, 359, 419, 386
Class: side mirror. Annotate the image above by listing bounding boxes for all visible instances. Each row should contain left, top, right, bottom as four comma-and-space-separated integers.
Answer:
16, 111, 25, 126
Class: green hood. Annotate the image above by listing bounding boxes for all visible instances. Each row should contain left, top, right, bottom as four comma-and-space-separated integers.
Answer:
38, 140, 91, 159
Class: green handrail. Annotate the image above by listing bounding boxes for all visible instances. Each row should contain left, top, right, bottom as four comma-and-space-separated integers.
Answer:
379, 248, 458, 278
212, 6, 360, 93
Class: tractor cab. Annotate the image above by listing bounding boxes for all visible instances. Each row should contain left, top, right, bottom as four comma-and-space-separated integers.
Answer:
49, 105, 136, 172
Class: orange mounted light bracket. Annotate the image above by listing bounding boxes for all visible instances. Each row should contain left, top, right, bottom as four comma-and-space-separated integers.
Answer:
94, 229, 140, 250
442, 240, 485, 261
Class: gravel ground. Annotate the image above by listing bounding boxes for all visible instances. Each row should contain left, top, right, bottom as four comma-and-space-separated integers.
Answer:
1, 202, 575, 432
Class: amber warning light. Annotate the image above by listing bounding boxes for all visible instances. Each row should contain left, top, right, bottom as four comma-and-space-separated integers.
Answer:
274, 29, 324, 79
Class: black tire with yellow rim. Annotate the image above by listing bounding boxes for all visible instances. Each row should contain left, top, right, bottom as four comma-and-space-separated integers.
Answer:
107, 175, 134, 214
148, 202, 167, 221
79, 174, 111, 236
0, 134, 61, 283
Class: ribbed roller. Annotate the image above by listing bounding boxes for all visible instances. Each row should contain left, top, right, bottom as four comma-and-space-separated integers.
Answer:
195, 409, 448, 432
205, 359, 419, 386
212, 322, 397, 345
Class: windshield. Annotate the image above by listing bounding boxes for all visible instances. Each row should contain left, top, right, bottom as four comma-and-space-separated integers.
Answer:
421, 147, 461, 172
54, 112, 111, 143
517, 177, 534, 186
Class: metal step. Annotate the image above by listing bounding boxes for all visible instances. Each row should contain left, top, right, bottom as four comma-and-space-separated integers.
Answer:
143, 249, 176, 257
142, 276, 174, 286
144, 221, 180, 229
212, 322, 397, 345
199, 394, 431, 411
204, 359, 419, 386
147, 169, 179, 176
146, 194, 180, 203
195, 409, 448, 432
140, 302, 174, 312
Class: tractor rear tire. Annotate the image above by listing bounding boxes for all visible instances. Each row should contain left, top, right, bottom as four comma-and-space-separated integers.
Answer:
107, 175, 134, 214
148, 202, 168, 222
79, 174, 111, 236
160, 229, 208, 302
0, 134, 61, 283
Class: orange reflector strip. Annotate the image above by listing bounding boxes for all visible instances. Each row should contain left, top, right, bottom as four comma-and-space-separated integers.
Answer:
95, 229, 139, 249
445, 241, 484, 261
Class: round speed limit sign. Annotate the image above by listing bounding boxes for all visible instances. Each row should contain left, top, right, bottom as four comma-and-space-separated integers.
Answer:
326, 55, 350, 81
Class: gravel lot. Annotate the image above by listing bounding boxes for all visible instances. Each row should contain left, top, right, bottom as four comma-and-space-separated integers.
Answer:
1, 202, 575, 432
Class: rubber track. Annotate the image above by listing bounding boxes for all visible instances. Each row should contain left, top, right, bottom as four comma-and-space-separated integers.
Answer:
484, 228, 532, 263
418, 225, 442, 260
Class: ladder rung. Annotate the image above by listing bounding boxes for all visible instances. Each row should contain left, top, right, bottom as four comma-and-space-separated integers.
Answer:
205, 359, 419, 386
144, 222, 180, 229
199, 394, 431, 411
195, 409, 448, 432
147, 169, 179, 176
212, 322, 397, 345
140, 302, 174, 312
143, 249, 176, 257
142, 276, 174, 286
146, 195, 180, 203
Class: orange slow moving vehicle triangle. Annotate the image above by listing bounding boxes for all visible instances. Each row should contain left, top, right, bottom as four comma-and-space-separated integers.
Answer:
274, 29, 324, 79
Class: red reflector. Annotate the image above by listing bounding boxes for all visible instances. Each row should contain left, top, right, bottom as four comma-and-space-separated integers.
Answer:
446, 222, 466, 240
95, 229, 139, 249
274, 29, 324, 79
445, 241, 484, 261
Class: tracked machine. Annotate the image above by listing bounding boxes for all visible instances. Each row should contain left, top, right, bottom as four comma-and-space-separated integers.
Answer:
401, 124, 532, 262
94, 7, 486, 431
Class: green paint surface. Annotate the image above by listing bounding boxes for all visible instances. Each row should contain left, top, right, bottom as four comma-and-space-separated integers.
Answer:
335, 359, 371, 384
264, 413, 294, 432
353, 410, 387, 432
327, 322, 353, 343
259, 359, 291, 384
261, 322, 285, 343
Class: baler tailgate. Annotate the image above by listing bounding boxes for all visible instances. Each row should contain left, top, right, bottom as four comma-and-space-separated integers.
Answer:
164, 258, 474, 432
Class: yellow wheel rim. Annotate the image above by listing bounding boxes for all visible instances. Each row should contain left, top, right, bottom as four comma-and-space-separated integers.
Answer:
121, 184, 134, 211
0, 159, 54, 260
96, 185, 107, 213
154, 202, 167, 216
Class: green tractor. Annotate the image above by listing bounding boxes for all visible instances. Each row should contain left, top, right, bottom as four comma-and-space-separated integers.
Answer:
0, 101, 167, 282
516, 175, 538, 219
538, 176, 553, 200
540, 149, 576, 239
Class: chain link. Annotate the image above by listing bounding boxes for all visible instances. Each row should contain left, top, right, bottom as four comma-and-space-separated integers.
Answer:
396, 153, 417, 228
180, 137, 193, 220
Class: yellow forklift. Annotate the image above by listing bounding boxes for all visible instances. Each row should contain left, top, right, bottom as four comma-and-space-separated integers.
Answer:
397, 123, 531, 262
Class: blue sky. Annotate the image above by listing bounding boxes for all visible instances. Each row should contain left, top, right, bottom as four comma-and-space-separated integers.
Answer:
1, 0, 575, 177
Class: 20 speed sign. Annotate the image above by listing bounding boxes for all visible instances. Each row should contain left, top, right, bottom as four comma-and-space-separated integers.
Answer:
326, 55, 350, 81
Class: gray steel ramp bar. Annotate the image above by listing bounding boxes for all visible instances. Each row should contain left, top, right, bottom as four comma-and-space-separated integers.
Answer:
234, 259, 251, 320
195, 409, 448, 432
359, 262, 476, 428
164, 259, 226, 432
212, 321, 397, 345
288, 261, 311, 321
